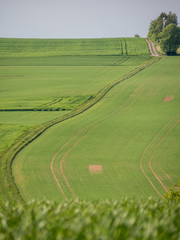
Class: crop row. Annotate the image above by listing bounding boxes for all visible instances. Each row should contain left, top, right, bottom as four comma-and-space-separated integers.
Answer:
0, 198, 179, 240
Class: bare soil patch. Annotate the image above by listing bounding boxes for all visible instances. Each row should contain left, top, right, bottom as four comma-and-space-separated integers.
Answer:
89, 165, 102, 174
163, 95, 174, 102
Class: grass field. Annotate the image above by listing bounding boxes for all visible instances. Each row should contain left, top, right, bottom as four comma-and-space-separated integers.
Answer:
12, 56, 180, 201
0, 37, 153, 202
0, 37, 179, 204
0, 111, 66, 157
0, 37, 179, 240
0, 38, 149, 57
0, 56, 149, 158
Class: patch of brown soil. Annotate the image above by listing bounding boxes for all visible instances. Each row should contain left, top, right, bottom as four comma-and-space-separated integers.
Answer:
164, 95, 174, 102
89, 165, 102, 174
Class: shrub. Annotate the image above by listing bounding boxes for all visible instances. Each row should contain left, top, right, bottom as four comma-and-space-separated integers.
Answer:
164, 181, 180, 202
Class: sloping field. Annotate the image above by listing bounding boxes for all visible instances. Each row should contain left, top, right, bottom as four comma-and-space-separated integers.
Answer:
0, 38, 149, 57
0, 37, 152, 202
0, 58, 148, 99
12, 56, 180, 201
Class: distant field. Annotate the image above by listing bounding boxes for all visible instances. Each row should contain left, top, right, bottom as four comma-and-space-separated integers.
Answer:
12, 57, 180, 201
0, 38, 149, 57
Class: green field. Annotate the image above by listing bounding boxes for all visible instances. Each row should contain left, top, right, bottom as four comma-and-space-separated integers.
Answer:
12, 55, 180, 202
0, 37, 152, 202
0, 38, 149, 57
0, 37, 179, 240
0, 37, 179, 204
0, 56, 149, 158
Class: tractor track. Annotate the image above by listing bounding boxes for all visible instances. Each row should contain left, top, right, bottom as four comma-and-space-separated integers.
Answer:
139, 114, 180, 198
148, 119, 180, 193
59, 123, 101, 200
50, 121, 95, 200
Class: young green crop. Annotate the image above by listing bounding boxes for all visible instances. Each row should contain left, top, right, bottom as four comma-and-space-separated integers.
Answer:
12, 57, 180, 202
0, 199, 179, 240
0, 36, 151, 202
0, 38, 149, 57
0, 56, 157, 203
0, 95, 92, 111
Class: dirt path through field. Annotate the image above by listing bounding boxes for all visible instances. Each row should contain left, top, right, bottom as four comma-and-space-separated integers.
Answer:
146, 39, 159, 57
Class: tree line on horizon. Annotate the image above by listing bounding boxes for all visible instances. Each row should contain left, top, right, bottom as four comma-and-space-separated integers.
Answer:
148, 12, 180, 55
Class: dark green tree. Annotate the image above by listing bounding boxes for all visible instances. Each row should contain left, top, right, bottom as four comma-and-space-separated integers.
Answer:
148, 12, 178, 42
148, 12, 166, 42
134, 34, 140, 38
159, 23, 180, 55
165, 11, 178, 26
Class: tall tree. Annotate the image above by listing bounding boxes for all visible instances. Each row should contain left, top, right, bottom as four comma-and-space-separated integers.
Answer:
148, 12, 166, 42
159, 24, 180, 55
148, 12, 178, 42
165, 12, 178, 26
